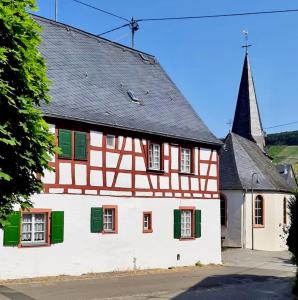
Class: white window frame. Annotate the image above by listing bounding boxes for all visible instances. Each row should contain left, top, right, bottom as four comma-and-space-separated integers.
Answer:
106, 135, 116, 149
180, 148, 191, 173
149, 143, 161, 170
21, 213, 47, 245
254, 196, 264, 225
143, 215, 150, 230
181, 210, 193, 238
103, 208, 115, 232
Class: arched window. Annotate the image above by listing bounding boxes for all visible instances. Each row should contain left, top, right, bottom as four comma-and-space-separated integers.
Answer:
283, 197, 287, 225
254, 196, 264, 226
220, 194, 227, 226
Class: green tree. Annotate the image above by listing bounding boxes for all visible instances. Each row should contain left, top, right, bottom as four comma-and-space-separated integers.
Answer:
0, 0, 55, 227
287, 190, 298, 295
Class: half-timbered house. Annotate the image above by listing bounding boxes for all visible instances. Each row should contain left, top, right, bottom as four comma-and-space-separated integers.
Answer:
0, 15, 222, 279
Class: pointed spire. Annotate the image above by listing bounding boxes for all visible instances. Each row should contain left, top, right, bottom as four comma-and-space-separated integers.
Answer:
231, 53, 266, 152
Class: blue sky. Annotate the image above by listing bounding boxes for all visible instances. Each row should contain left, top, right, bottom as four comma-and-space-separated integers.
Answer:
35, 0, 298, 138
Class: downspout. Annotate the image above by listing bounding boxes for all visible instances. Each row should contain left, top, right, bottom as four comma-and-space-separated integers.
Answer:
242, 189, 247, 248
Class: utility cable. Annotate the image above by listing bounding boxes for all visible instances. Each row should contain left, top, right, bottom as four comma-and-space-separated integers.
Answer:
73, 0, 130, 22
265, 121, 298, 130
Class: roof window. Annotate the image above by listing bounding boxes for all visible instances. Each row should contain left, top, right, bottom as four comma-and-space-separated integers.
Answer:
127, 90, 140, 103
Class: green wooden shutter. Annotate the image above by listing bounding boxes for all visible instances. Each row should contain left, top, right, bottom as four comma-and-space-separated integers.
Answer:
51, 211, 64, 244
59, 129, 72, 159
174, 209, 181, 239
91, 207, 103, 233
3, 212, 20, 246
195, 210, 201, 238
74, 131, 87, 160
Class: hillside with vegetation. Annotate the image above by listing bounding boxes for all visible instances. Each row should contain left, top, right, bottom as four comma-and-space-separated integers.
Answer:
266, 131, 298, 178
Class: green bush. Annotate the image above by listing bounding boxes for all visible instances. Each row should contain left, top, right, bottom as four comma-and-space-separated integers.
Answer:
287, 191, 298, 295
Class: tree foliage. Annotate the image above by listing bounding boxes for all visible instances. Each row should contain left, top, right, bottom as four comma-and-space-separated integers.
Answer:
287, 190, 298, 295
266, 131, 298, 146
0, 0, 55, 227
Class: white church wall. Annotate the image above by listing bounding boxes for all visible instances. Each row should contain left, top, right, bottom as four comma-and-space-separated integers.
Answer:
0, 194, 221, 280
244, 192, 291, 251
221, 190, 243, 248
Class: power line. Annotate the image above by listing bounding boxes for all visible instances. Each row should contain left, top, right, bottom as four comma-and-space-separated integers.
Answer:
136, 8, 298, 22
73, 0, 129, 22
97, 23, 130, 36
265, 121, 298, 130
97, 8, 298, 36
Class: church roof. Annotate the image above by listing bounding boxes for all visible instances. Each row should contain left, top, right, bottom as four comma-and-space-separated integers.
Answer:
220, 133, 293, 192
276, 164, 298, 191
232, 54, 266, 152
34, 15, 221, 147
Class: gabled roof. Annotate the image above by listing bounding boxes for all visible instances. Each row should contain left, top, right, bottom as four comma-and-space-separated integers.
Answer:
232, 54, 266, 152
276, 164, 298, 190
220, 133, 293, 192
34, 15, 221, 146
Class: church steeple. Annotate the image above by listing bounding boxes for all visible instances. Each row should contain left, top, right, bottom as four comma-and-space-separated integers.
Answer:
231, 53, 266, 152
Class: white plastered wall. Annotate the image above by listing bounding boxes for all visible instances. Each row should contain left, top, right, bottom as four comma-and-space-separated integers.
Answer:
221, 190, 243, 248
244, 192, 292, 251
0, 194, 221, 280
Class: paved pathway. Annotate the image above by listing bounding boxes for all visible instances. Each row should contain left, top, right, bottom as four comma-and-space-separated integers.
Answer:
222, 248, 296, 273
0, 249, 296, 300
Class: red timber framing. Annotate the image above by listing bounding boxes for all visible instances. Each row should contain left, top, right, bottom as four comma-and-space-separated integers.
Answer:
44, 118, 220, 199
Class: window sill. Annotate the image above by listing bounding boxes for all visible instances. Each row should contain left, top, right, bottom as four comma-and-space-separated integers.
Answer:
102, 230, 118, 234
146, 169, 165, 174
179, 172, 195, 176
143, 229, 153, 234
179, 237, 195, 241
19, 242, 50, 248
253, 224, 265, 228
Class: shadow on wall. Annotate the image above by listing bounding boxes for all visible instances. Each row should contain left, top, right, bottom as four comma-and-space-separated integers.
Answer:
0, 285, 36, 300
171, 274, 294, 299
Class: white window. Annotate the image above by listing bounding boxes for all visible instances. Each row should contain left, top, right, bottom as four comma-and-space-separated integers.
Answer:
21, 213, 47, 245
107, 135, 116, 149
143, 212, 152, 232
181, 210, 192, 238
255, 196, 264, 225
144, 215, 149, 230
103, 208, 115, 232
181, 148, 191, 173
149, 143, 161, 170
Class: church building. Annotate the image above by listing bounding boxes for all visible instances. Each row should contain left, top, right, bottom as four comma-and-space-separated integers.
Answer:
0, 15, 222, 279
220, 52, 294, 251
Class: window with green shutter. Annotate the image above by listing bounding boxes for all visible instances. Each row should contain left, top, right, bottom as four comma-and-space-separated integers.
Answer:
51, 211, 64, 244
195, 210, 202, 238
74, 131, 87, 160
3, 212, 20, 246
90, 207, 103, 233
173, 209, 181, 239
59, 129, 72, 159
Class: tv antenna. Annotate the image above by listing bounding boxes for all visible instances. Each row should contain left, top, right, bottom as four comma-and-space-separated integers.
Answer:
55, 0, 58, 21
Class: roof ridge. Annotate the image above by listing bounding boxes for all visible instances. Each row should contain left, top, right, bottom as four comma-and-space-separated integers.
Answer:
31, 13, 156, 59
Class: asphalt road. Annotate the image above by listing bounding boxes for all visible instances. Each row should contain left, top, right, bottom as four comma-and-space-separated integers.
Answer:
0, 265, 295, 300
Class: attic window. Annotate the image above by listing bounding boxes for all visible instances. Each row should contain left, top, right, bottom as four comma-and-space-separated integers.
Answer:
139, 53, 155, 64
127, 90, 140, 103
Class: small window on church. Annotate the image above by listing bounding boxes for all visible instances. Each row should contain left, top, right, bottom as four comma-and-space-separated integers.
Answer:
220, 195, 227, 226
254, 196, 264, 227
283, 197, 287, 225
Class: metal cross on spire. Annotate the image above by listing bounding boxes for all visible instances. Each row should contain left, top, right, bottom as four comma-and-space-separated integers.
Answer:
242, 30, 252, 54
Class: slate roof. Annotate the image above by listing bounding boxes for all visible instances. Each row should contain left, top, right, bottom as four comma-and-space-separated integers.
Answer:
276, 164, 298, 190
232, 54, 266, 152
220, 133, 293, 192
34, 15, 221, 146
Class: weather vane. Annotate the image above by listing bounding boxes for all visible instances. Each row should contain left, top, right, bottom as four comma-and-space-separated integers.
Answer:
242, 30, 252, 54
